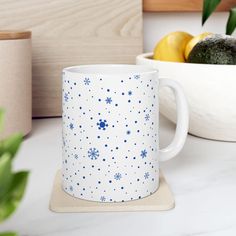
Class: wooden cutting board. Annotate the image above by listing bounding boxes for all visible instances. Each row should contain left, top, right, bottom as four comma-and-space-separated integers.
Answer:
0, 0, 143, 117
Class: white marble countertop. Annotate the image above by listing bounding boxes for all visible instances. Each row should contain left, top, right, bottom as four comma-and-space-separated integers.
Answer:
1, 116, 236, 236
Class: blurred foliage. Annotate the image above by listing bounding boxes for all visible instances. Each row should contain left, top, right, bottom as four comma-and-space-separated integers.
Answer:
202, 0, 236, 35
0, 110, 29, 235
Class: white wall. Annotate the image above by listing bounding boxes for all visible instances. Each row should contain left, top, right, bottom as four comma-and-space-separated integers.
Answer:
143, 12, 235, 52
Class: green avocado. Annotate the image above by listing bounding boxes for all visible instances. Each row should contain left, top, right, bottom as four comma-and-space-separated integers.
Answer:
187, 34, 236, 65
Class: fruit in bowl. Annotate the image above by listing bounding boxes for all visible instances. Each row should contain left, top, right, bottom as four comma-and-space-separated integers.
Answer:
153, 31, 193, 62
153, 31, 236, 65
136, 31, 236, 141
187, 34, 236, 64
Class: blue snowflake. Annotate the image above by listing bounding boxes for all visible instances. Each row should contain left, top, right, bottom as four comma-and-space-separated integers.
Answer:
74, 154, 79, 159
64, 93, 69, 102
114, 173, 122, 180
144, 172, 150, 179
140, 149, 147, 158
126, 130, 131, 135
69, 186, 73, 191
97, 119, 108, 130
128, 91, 132, 96
145, 114, 150, 121
100, 196, 106, 202
134, 74, 140, 79
69, 123, 74, 130
88, 148, 99, 160
105, 97, 112, 104
84, 78, 91, 85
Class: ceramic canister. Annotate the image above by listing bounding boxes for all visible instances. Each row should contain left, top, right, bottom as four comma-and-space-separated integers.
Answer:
62, 65, 189, 202
0, 31, 32, 138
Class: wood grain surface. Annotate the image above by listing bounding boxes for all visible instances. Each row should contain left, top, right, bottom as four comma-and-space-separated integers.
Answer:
143, 0, 236, 12
0, 31, 31, 40
0, 0, 142, 117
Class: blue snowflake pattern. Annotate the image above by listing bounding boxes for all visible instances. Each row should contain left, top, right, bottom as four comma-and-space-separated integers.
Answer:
134, 74, 140, 79
84, 78, 91, 85
74, 154, 79, 159
69, 186, 73, 191
64, 93, 69, 102
105, 97, 112, 104
100, 196, 106, 202
88, 148, 99, 160
97, 119, 108, 130
145, 114, 150, 121
128, 90, 132, 96
114, 173, 122, 180
140, 149, 147, 158
144, 172, 150, 179
69, 123, 74, 130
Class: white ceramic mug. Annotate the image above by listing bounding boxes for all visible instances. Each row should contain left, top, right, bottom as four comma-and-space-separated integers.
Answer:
62, 64, 188, 202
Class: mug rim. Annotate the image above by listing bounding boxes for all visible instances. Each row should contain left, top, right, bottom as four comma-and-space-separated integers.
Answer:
63, 64, 158, 76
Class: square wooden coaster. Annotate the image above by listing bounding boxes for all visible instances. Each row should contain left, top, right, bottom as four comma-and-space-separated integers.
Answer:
49, 170, 175, 212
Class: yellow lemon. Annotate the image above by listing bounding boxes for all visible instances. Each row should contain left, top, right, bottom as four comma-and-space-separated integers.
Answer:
153, 31, 193, 62
185, 32, 213, 60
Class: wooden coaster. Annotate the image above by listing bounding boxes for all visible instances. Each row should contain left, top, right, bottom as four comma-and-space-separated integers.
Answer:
49, 170, 175, 212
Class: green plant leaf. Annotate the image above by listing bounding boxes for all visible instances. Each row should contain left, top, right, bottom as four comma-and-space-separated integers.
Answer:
0, 133, 23, 159
0, 154, 13, 199
226, 7, 236, 35
0, 171, 29, 222
0, 109, 4, 132
0, 232, 18, 236
202, 0, 221, 25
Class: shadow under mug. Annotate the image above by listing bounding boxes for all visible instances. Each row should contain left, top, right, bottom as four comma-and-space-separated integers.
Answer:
62, 64, 189, 202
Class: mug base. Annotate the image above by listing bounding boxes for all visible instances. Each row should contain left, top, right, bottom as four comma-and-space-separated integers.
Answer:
62, 184, 160, 203
62, 171, 160, 203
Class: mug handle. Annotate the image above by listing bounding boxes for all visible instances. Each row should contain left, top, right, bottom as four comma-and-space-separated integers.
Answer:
159, 78, 189, 162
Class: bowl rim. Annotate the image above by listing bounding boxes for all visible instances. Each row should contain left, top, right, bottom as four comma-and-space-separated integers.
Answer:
137, 52, 236, 67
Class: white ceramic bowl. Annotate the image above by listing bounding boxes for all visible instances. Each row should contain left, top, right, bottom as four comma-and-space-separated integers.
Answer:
136, 52, 236, 141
